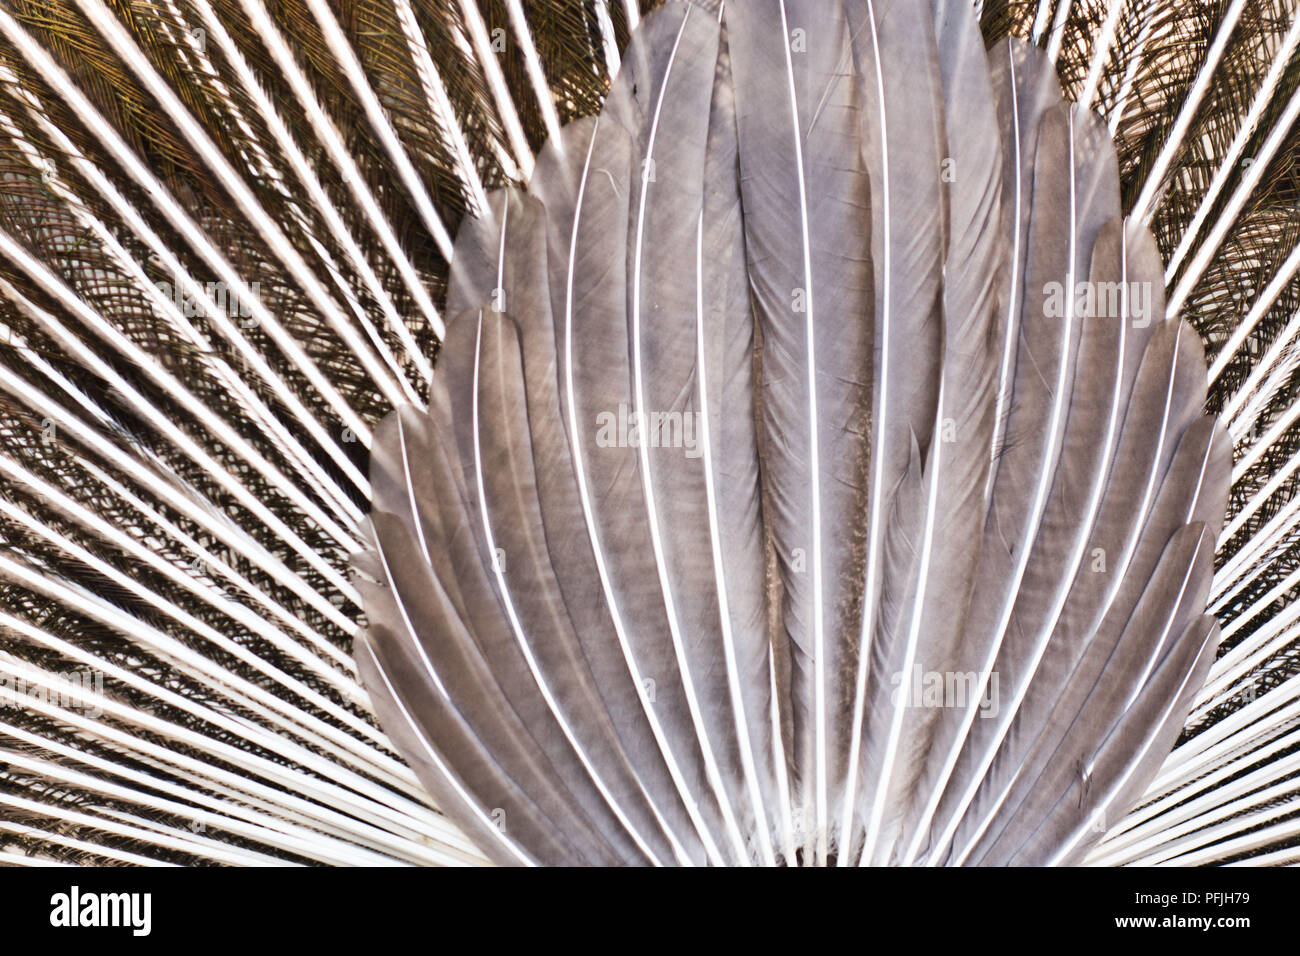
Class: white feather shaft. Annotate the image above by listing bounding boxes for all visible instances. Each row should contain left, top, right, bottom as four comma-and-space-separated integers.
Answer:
392, 0, 491, 214
629, 9, 751, 863
455, 0, 535, 178
0, 12, 375, 445
300, 0, 456, 260
694, 211, 778, 866
1078, 0, 1127, 109
194, 0, 438, 375
71, 0, 412, 408
502, 0, 563, 145
468, 308, 673, 866
562, 120, 726, 865
1130, 0, 1249, 223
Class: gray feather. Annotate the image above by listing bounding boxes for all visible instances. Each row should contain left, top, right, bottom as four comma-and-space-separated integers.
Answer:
726, 0, 876, 858
354, 0, 1231, 867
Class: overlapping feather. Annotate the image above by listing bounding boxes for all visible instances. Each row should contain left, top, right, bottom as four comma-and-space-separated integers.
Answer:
0, 0, 1297, 868
356, 0, 1228, 865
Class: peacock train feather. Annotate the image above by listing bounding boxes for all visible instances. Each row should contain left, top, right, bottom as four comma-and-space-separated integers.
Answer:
0, 0, 1297, 867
